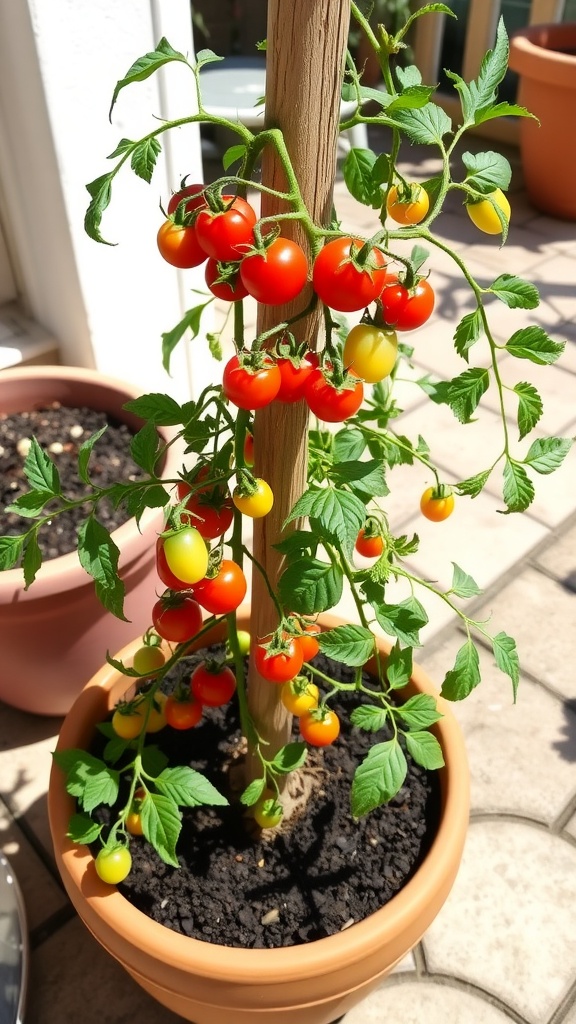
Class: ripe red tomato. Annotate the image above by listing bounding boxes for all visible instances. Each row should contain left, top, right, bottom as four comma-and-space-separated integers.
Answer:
192, 559, 247, 614
379, 275, 435, 331
157, 220, 207, 269
243, 431, 254, 467
190, 663, 236, 706
167, 183, 206, 219
355, 529, 385, 558
156, 536, 190, 591
254, 636, 304, 684
195, 196, 257, 262
152, 593, 203, 643
204, 258, 249, 302
222, 354, 281, 410
275, 352, 318, 403
299, 708, 340, 746
177, 478, 234, 541
165, 694, 203, 729
305, 369, 364, 422
312, 237, 387, 312
295, 621, 321, 661
239, 238, 308, 306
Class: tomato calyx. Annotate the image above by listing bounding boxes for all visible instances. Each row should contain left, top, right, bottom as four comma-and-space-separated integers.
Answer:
339, 237, 387, 279
428, 482, 453, 501
234, 467, 261, 500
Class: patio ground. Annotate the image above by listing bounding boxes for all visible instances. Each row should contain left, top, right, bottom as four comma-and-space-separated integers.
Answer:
1, 127, 576, 1024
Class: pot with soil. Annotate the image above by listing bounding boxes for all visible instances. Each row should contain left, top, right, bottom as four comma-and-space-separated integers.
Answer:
48, 612, 469, 1024
509, 22, 576, 220
0, 365, 180, 716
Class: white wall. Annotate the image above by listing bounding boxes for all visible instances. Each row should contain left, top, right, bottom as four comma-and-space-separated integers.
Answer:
0, 0, 212, 401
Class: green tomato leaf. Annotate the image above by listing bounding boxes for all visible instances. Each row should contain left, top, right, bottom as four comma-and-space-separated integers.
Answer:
362, 583, 428, 646
456, 468, 491, 498
330, 459, 388, 499
428, 368, 490, 423
317, 624, 375, 667
223, 144, 247, 170
66, 813, 103, 846
77, 425, 108, 484
397, 695, 443, 731
155, 765, 228, 807
22, 437, 60, 495
350, 705, 390, 733
109, 38, 190, 118
492, 631, 520, 701
333, 427, 366, 462
286, 486, 366, 555
462, 150, 512, 193
240, 778, 267, 807
385, 642, 413, 690
84, 172, 115, 245
140, 793, 181, 868
514, 382, 543, 440
129, 420, 162, 475
523, 437, 573, 475
22, 532, 42, 589
4, 490, 55, 518
405, 730, 445, 770
130, 136, 162, 183
453, 308, 484, 361
0, 535, 25, 571
505, 327, 564, 365
502, 459, 535, 513
278, 557, 343, 615
162, 302, 213, 374
440, 639, 481, 701
77, 517, 127, 620
342, 148, 382, 208
55, 749, 120, 814
270, 742, 308, 774
388, 85, 434, 111
351, 739, 407, 816
474, 101, 536, 126
391, 103, 452, 145
123, 393, 185, 426
490, 274, 540, 310
449, 562, 482, 599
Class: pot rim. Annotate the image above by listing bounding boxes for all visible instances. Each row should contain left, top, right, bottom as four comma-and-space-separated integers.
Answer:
0, 364, 177, 598
49, 611, 470, 985
510, 23, 576, 85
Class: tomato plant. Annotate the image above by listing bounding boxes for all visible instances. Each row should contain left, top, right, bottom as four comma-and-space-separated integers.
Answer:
281, 677, 320, 716
355, 528, 385, 558
420, 486, 455, 522
95, 846, 132, 885
132, 645, 166, 675
275, 352, 318, 403
192, 559, 247, 614
195, 196, 257, 261
342, 323, 398, 382
299, 708, 340, 746
232, 478, 274, 518
466, 188, 510, 235
312, 237, 387, 311
222, 354, 281, 410
157, 220, 206, 269
379, 275, 435, 331
165, 694, 203, 730
386, 183, 429, 225
253, 791, 284, 829
254, 636, 304, 683
161, 527, 209, 585
239, 237, 308, 305
190, 663, 236, 706
151, 593, 203, 643
305, 368, 364, 422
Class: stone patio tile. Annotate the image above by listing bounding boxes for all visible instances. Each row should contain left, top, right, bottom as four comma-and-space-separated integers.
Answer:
565, 814, 576, 841
0, 702, 61, 856
0, 805, 67, 933
471, 565, 576, 701
422, 820, 576, 1024
343, 978, 519, 1024
535, 520, 576, 590
480, 356, 576, 436
26, 917, 181, 1024
419, 636, 576, 823
562, 1002, 576, 1024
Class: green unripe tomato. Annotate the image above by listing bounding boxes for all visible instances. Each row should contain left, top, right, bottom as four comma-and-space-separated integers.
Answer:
253, 790, 284, 829
95, 845, 132, 885
162, 527, 209, 585
236, 630, 251, 656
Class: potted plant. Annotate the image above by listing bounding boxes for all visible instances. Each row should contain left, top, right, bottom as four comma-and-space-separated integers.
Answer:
509, 21, 576, 220
7, 0, 570, 1019
0, 364, 182, 716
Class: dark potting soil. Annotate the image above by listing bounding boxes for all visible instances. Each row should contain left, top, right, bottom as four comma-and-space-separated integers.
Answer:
94, 646, 441, 950
0, 403, 147, 560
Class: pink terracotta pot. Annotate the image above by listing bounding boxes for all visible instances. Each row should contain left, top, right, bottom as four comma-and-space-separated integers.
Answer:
0, 365, 180, 716
509, 23, 576, 220
48, 611, 469, 1024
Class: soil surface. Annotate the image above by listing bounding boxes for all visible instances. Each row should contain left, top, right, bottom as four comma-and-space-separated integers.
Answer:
0, 403, 147, 559
95, 646, 441, 950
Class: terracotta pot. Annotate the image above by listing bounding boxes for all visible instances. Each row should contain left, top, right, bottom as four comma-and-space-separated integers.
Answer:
509, 23, 576, 220
48, 611, 469, 1024
0, 365, 180, 717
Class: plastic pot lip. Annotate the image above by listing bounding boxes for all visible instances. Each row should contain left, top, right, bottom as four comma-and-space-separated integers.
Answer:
510, 23, 576, 83
49, 610, 470, 986
0, 364, 179, 599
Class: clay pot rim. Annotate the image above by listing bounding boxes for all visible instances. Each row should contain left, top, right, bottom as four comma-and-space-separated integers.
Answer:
0, 365, 176, 597
510, 23, 576, 86
49, 610, 469, 985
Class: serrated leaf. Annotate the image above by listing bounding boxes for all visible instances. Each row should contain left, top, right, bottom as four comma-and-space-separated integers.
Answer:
398, 694, 443, 730
429, 368, 490, 423
492, 631, 520, 701
130, 420, 162, 475
286, 486, 366, 555
84, 172, 114, 244
4, 490, 55, 517
333, 427, 366, 462
385, 642, 413, 690
456, 468, 491, 497
130, 137, 162, 183
317, 624, 375, 667
23, 437, 60, 494
514, 382, 543, 440
270, 742, 308, 774
66, 813, 103, 845
350, 704, 390, 732
342, 148, 381, 208
195, 48, 224, 69
162, 302, 212, 373
405, 730, 445, 769
140, 793, 181, 867
462, 150, 511, 193
141, 744, 169, 778
388, 85, 434, 111
274, 528, 320, 556
524, 437, 572, 475
505, 327, 564, 365
449, 562, 482, 599
490, 274, 540, 309
392, 103, 452, 145
77, 425, 108, 484
331, 459, 388, 499
278, 557, 343, 615
351, 739, 407, 816
453, 308, 483, 360
0, 535, 24, 571
155, 766, 228, 807
22, 533, 42, 589
474, 101, 536, 126
362, 584, 428, 646
502, 459, 534, 513
109, 38, 189, 118
440, 639, 481, 701
77, 517, 127, 619
240, 778, 266, 806
58, 751, 119, 814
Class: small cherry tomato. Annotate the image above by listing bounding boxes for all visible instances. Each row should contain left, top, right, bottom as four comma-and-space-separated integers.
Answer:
312, 237, 387, 312
157, 220, 207, 269
420, 486, 455, 522
379, 275, 435, 332
144, 692, 167, 734
165, 694, 203, 729
195, 196, 257, 262
152, 593, 203, 643
190, 664, 236, 706
355, 529, 385, 558
233, 478, 274, 518
295, 621, 321, 661
125, 811, 144, 836
95, 846, 132, 885
156, 536, 191, 591
243, 431, 255, 467
275, 352, 318, 403
342, 324, 398, 382
253, 790, 284, 829
239, 237, 308, 306
305, 369, 364, 423
162, 527, 209, 585
177, 478, 234, 541
236, 630, 251, 656
112, 706, 144, 740
281, 677, 320, 716
204, 258, 249, 302
222, 354, 281, 410
466, 188, 510, 235
386, 183, 429, 225
254, 636, 304, 684
299, 707, 340, 746
167, 183, 206, 219
132, 645, 166, 675
192, 559, 247, 615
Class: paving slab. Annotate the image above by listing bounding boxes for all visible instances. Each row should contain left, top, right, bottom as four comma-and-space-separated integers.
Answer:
420, 635, 576, 822
535, 519, 576, 590
0, 804, 68, 934
343, 978, 519, 1024
422, 820, 576, 1024
0, 701, 62, 856
565, 814, 576, 842
562, 999, 576, 1024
